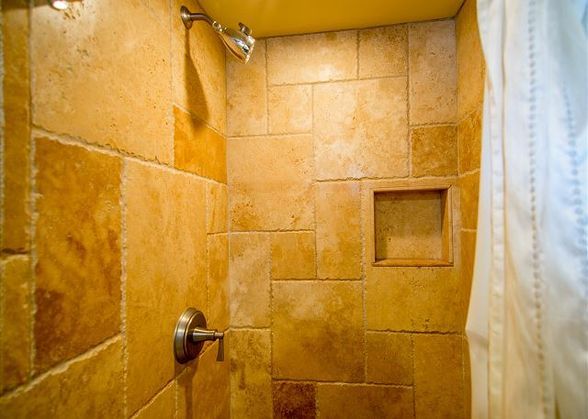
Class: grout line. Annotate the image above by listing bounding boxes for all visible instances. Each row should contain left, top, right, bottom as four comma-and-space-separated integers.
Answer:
271, 278, 362, 283
267, 74, 408, 88
227, 132, 312, 141
229, 326, 271, 332
458, 168, 481, 178
272, 377, 414, 388
367, 329, 463, 335
129, 378, 175, 419
355, 30, 360, 79
31, 128, 226, 186
411, 333, 416, 418
314, 175, 458, 183
0, 335, 122, 400
360, 184, 368, 383
409, 121, 458, 129
120, 159, 129, 418
172, 102, 227, 139
229, 229, 315, 234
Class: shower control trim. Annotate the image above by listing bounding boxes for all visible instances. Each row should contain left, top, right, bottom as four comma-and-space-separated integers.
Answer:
173, 307, 224, 364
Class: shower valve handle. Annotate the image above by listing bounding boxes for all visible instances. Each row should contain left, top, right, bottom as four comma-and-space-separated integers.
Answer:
173, 308, 224, 364
191, 327, 224, 343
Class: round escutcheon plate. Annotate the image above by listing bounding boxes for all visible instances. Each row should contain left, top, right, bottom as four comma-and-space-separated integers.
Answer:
173, 307, 207, 363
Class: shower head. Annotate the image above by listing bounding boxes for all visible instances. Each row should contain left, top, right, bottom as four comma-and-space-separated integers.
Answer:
180, 6, 255, 64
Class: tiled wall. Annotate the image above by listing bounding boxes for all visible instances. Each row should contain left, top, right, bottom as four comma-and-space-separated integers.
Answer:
456, 0, 485, 416
227, 11, 483, 419
0, 0, 230, 417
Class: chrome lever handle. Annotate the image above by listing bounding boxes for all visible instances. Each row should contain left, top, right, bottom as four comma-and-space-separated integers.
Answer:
191, 327, 224, 343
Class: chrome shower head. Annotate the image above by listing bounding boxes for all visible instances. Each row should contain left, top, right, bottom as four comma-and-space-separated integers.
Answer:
180, 6, 255, 63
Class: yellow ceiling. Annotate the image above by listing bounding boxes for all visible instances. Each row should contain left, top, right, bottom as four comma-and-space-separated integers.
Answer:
198, 0, 465, 38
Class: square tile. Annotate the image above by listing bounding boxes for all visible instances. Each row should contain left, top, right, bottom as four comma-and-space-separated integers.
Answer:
271, 232, 316, 279
359, 25, 408, 78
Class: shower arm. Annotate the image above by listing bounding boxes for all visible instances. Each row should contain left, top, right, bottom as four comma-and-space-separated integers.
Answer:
180, 6, 216, 29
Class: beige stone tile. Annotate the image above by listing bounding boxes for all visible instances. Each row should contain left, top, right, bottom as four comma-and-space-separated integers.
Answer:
457, 0, 486, 120
228, 135, 314, 231
208, 234, 229, 331
414, 334, 465, 419
458, 108, 482, 174
411, 125, 458, 177
207, 183, 228, 234
267, 31, 357, 85
314, 78, 408, 180
268, 84, 312, 134
317, 384, 414, 419
271, 232, 316, 279
461, 230, 477, 292
229, 234, 270, 327
227, 40, 267, 136
0, 339, 123, 418
459, 172, 480, 230
359, 25, 408, 78
125, 160, 207, 413
31, 0, 173, 163
316, 182, 361, 279
177, 340, 230, 419
134, 383, 176, 419
1, 256, 31, 392
171, 0, 226, 134
273, 381, 316, 419
366, 267, 465, 332
229, 329, 272, 419
366, 332, 413, 385
2, 1, 30, 252
409, 20, 457, 125
34, 138, 121, 372
174, 107, 227, 183
272, 281, 364, 382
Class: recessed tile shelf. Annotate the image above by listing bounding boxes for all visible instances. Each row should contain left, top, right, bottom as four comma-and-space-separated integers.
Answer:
369, 181, 454, 267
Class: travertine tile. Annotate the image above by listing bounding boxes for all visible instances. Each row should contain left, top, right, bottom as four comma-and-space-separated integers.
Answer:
125, 161, 207, 413
2, 1, 30, 252
0, 339, 123, 418
366, 267, 465, 332
273, 381, 316, 419
1, 256, 31, 392
268, 85, 312, 134
178, 340, 230, 419
207, 183, 229, 234
411, 125, 458, 177
208, 234, 229, 331
229, 234, 270, 327
227, 40, 267, 136
317, 384, 414, 419
314, 78, 408, 180
459, 172, 480, 230
134, 383, 176, 419
171, 0, 226, 134
414, 334, 465, 419
271, 232, 316, 279
267, 31, 357, 85
272, 281, 364, 382
409, 20, 457, 125
34, 138, 121, 372
31, 0, 173, 162
229, 329, 272, 419
359, 25, 408, 78
366, 332, 413, 385
228, 135, 314, 231
174, 107, 227, 183
457, 0, 485, 120
461, 230, 477, 289
457, 108, 482, 174
315, 182, 361, 279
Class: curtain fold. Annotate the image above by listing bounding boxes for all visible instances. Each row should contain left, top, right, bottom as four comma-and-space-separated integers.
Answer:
466, 1, 588, 418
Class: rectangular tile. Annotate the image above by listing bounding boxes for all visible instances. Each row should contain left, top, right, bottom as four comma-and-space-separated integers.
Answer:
409, 20, 457, 125
34, 138, 121, 372
314, 78, 408, 180
228, 135, 314, 231
359, 25, 408, 78
174, 106, 227, 183
32, 0, 173, 162
316, 182, 361, 279
125, 160, 207, 413
208, 234, 229, 331
271, 232, 316, 279
272, 281, 364, 382
411, 125, 458, 177
268, 84, 312, 135
229, 234, 270, 327
366, 332, 413, 385
317, 384, 414, 419
267, 31, 357, 85
273, 381, 316, 419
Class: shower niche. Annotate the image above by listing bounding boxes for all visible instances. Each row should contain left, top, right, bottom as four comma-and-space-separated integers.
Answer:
366, 180, 455, 267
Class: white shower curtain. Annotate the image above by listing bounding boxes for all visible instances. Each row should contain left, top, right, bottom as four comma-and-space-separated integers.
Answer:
466, 1, 588, 418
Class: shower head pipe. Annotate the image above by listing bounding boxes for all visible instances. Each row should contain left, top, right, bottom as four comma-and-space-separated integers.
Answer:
180, 5, 255, 63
